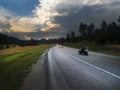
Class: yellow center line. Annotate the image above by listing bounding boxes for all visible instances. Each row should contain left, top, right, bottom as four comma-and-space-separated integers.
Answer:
89, 55, 120, 64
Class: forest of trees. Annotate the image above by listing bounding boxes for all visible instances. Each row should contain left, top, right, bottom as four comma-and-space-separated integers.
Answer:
65, 16, 120, 45
0, 16, 120, 50
0, 33, 59, 49
0, 32, 61, 49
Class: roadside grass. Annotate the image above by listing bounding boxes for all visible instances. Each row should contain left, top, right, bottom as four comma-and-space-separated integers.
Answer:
0, 45, 43, 56
0, 45, 52, 90
64, 42, 120, 56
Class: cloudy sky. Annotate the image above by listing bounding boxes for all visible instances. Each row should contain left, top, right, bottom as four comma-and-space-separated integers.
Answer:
0, 0, 120, 40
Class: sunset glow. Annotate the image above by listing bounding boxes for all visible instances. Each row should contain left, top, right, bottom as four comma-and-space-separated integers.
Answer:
0, 0, 120, 39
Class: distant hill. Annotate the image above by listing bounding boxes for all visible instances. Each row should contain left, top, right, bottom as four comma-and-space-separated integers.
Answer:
0, 33, 20, 44
0, 33, 58, 46
0, 33, 41, 47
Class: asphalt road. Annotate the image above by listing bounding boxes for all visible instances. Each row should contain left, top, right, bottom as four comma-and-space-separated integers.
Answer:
47, 46, 120, 90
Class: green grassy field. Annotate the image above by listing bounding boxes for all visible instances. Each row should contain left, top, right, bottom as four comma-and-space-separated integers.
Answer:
64, 42, 120, 56
0, 45, 52, 90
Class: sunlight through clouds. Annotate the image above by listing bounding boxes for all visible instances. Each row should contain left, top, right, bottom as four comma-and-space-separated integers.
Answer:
0, 0, 117, 33
0, 0, 120, 39
32, 0, 114, 32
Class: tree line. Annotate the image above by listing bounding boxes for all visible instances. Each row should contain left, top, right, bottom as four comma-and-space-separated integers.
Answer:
0, 33, 59, 50
0, 15, 120, 50
65, 16, 120, 45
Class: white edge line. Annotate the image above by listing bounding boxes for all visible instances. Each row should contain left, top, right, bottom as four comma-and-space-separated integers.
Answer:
54, 60, 70, 90
67, 53, 120, 79
49, 49, 70, 90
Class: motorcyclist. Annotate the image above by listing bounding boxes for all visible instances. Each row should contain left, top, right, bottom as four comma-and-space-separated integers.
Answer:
79, 47, 88, 55
80, 47, 86, 52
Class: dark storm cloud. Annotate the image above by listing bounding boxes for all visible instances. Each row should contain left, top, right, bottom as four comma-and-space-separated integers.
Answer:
0, 21, 17, 37
0, 0, 120, 40
53, 1, 120, 32
13, 1, 120, 40
0, 22, 12, 29
0, 21, 13, 33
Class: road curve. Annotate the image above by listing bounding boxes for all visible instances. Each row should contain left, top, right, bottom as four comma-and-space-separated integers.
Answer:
47, 46, 120, 90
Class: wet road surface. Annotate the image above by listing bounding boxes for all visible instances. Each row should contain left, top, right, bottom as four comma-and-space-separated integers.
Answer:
47, 46, 120, 90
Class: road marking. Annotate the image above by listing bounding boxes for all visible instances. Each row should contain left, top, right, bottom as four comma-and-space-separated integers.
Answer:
91, 52, 120, 59
67, 53, 120, 79
54, 60, 70, 90
90, 55, 120, 64
48, 49, 70, 90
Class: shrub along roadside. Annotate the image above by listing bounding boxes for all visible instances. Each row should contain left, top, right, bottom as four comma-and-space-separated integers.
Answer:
0, 45, 52, 90
64, 42, 120, 56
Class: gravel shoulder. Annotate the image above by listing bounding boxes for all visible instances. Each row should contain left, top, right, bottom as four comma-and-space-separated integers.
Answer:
21, 51, 48, 90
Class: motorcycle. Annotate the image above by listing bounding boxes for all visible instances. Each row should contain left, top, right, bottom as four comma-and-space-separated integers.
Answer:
78, 47, 88, 56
